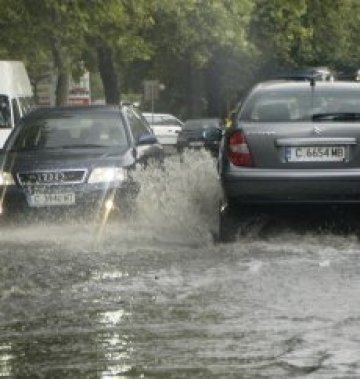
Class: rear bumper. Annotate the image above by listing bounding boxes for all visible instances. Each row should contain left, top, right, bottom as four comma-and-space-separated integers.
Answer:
222, 168, 360, 204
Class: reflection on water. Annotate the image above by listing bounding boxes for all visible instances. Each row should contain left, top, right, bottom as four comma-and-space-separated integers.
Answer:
1, 151, 360, 377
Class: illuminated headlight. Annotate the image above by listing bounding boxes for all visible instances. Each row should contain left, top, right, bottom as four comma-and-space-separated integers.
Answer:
0, 171, 15, 186
88, 167, 127, 184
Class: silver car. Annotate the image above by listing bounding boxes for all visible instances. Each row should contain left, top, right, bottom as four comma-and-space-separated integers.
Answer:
216, 81, 360, 241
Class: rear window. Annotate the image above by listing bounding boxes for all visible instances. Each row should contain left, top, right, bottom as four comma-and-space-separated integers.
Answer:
240, 87, 360, 122
145, 114, 182, 126
10, 111, 129, 151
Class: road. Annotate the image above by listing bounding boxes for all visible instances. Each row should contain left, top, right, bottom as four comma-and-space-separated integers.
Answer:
1, 151, 360, 378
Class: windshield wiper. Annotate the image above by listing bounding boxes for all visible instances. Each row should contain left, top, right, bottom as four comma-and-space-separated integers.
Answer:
312, 112, 360, 121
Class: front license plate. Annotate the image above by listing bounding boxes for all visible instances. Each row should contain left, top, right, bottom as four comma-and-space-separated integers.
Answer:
28, 193, 76, 207
189, 141, 204, 147
285, 146, 346, 162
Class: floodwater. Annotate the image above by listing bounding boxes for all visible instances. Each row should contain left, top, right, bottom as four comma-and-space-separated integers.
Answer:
1, 150, 360, 378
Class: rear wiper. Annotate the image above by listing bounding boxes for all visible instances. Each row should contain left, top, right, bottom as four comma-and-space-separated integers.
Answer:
312, 112, 360, 121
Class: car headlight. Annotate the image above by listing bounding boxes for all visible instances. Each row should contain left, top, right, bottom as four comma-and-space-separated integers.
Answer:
88, 167, 127, 184
0, 171, 15, 186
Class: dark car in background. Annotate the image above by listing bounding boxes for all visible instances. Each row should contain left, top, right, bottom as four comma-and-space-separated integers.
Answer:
0, 104, 163, 220
212, 81, 360, 241
336, 68, 360, 81
176, 118, 223, 156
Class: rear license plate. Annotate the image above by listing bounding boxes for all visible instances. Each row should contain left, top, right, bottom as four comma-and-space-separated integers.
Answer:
189, 141, 204, 147
28, 193, 75, 207
285, 146, 346, 162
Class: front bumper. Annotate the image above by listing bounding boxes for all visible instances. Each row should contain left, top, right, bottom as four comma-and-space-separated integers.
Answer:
222, 168, 360, 204
0, 180, 138, 216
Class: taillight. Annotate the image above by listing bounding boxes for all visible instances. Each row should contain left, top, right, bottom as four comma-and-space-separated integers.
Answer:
227, 130, 253, 167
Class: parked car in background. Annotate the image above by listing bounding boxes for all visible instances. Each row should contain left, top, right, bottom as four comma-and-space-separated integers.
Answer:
176, 118, 223, 156
336, 68, 360, 81
142, 112, 183, 147
210, 81, 360, 241
0, 104, 163, 220
0, 60, 34, 148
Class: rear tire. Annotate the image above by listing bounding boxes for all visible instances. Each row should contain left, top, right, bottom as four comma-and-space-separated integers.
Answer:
218, 201, 242, 243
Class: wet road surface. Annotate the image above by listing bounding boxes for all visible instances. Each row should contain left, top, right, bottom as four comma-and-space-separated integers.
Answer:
1, 151, 360, 378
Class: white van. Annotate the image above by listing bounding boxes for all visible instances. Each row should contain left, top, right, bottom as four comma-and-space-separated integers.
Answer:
0, 61, 34, 147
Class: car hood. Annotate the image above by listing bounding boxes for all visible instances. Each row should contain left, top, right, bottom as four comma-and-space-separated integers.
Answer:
0, 147, 135, 172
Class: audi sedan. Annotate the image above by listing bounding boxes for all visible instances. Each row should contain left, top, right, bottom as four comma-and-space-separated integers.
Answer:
0, 105, 163, 220
215, 81, 360, 241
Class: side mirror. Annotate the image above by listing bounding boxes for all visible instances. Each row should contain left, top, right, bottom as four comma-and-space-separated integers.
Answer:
137, 133, 158, 146
202, 127, 222, 142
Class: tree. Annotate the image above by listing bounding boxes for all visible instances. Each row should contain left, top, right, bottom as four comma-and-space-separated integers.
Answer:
0, 0, 90, 105
136, 0, 254, 117
249, 0, 360, 76
83, 0, 154, 104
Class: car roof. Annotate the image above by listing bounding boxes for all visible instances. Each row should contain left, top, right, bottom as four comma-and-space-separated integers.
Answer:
252, 80, 360, 93
24, 105, 125, 119
185, 118, 221, 122
142, 112, 176, 117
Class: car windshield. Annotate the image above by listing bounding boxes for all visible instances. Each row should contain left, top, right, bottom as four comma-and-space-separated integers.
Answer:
10, 111, 129, 151
240, 87, 360, 122
183, 119, 220, 130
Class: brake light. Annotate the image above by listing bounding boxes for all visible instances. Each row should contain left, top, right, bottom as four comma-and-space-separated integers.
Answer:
228, 130, 253, 167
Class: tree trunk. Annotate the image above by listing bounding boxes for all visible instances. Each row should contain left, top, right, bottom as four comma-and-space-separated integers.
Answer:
51, 38, 69, 106
97, 45, 120, 104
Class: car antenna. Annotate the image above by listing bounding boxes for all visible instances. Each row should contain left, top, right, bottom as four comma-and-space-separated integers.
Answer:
310, 76, 316, 87
310, 76, 316, 120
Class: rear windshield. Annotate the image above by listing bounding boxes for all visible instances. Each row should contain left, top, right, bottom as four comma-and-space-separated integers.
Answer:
183, 119, 220, 130
10, 111, 129, 151
145, 115, 182, 126
240, 87, 360, 122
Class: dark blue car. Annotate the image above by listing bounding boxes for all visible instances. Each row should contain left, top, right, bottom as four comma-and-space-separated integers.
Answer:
0, 104, 163, 220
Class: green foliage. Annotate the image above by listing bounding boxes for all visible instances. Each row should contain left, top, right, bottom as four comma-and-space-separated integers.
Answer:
1, 0, 360, 113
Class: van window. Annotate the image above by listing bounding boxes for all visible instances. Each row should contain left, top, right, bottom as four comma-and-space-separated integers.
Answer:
0, 95, 11, 128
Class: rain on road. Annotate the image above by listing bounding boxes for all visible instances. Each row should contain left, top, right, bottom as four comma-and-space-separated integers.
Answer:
1, 151, 360, 378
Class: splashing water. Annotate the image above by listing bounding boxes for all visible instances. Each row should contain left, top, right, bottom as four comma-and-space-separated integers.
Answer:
133, 150, 220, 245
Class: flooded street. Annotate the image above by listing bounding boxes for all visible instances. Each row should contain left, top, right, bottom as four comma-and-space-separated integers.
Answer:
1, 151, 360, 378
